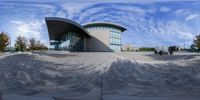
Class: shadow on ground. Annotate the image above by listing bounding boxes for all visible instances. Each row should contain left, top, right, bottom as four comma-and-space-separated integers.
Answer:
1, 53, 200, 100
0, 54, 100, 97
104, 59, 200, 96
32, 51, 77, 58
145, 54, 199, 61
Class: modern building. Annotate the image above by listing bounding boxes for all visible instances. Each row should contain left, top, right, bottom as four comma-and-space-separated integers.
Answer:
45, 17, 126, 52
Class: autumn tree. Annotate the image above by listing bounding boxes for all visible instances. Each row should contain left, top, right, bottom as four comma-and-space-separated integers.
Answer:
28, 38, 48, 51
34, 40, 48, 50
15, 35, 27, 52
0, 32, 10, 53
193, 34, 200, 51
29, 37, 36, 51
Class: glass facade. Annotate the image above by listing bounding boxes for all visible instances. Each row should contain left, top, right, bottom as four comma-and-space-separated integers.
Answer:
51, 32, 84, 51
109, 30, 122, 52
86, 26, 122, 33
86, 26, 122, 52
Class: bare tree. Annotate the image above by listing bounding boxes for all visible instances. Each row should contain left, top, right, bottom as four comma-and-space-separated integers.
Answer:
0, 32, 9, 54
29, 38, 36, 51
28, 38, 48, 51
15, 35, 27, 52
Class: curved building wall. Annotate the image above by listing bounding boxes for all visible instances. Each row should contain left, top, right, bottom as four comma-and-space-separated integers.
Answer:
45, 17, 91, 51
85, 26, 122, 52
46, 17, 126, 52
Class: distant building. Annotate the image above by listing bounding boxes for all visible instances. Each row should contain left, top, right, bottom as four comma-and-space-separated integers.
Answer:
168, 46, 181, 51
5, 47, 15, 52
45, 17, 126, 52
122, 44, 139, 52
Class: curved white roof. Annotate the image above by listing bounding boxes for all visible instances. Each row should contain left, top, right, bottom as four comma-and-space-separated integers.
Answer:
83, 22, 127, 32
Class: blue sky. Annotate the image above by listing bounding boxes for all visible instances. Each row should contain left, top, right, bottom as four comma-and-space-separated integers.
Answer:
0, 0, 200, 48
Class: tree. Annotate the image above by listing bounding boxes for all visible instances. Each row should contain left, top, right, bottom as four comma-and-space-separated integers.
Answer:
29, 37, 36, 51
15, 35, 27, 52
193, 34, 200, 51
28, 38, 48, 51
35, 40, 48, 50
0, 32, 9, 54
190, 44, 196, 52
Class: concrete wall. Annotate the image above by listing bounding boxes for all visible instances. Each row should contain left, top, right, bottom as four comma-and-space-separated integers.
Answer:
86, 29, 113, 52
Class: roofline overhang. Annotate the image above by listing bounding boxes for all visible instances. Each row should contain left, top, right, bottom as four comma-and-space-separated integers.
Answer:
45, 17, 91, 41
82, 22, 127, 32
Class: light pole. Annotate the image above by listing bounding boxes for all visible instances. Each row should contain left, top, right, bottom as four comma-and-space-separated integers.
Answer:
8, 34, 11, 51
9, 35, 11, 49
184, 36, 186, 50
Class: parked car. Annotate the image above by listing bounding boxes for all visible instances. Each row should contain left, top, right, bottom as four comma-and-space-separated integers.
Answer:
155, 46, 169, 55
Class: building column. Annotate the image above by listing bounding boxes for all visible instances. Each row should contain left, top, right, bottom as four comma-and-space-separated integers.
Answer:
84, 38, 87, 51
54, 41, 61, 50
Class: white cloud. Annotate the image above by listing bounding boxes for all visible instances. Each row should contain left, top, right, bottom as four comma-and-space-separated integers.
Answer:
147, 8, 157, 13
4, 0, 197, 3
2, 1, 200, 47
185, 14, 199, 21
160, 7, 171, 12
65, 2, 195, 47
61, 3, 92, 19
10, 20, 23, 24
152, 21, 194, 46
124, 17, 195, 47
76, 4, 146, 23
174, 9, 200, 23
117, 5, 146, 14
55, 11, 67, 18
175, 9, 188, 15
10, 20, 45, 39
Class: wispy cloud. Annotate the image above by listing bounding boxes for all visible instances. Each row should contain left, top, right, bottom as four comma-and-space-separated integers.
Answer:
175, 8, 200, 24
10, 20, 45, 40
160, 7, 171, 12
1, 0, 200, 47
3, 0, 198, 3
185, 14, 199, 21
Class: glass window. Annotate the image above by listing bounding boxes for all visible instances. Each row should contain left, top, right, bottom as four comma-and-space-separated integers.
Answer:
109, 29, 122, 51
110, 31, 121, 39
